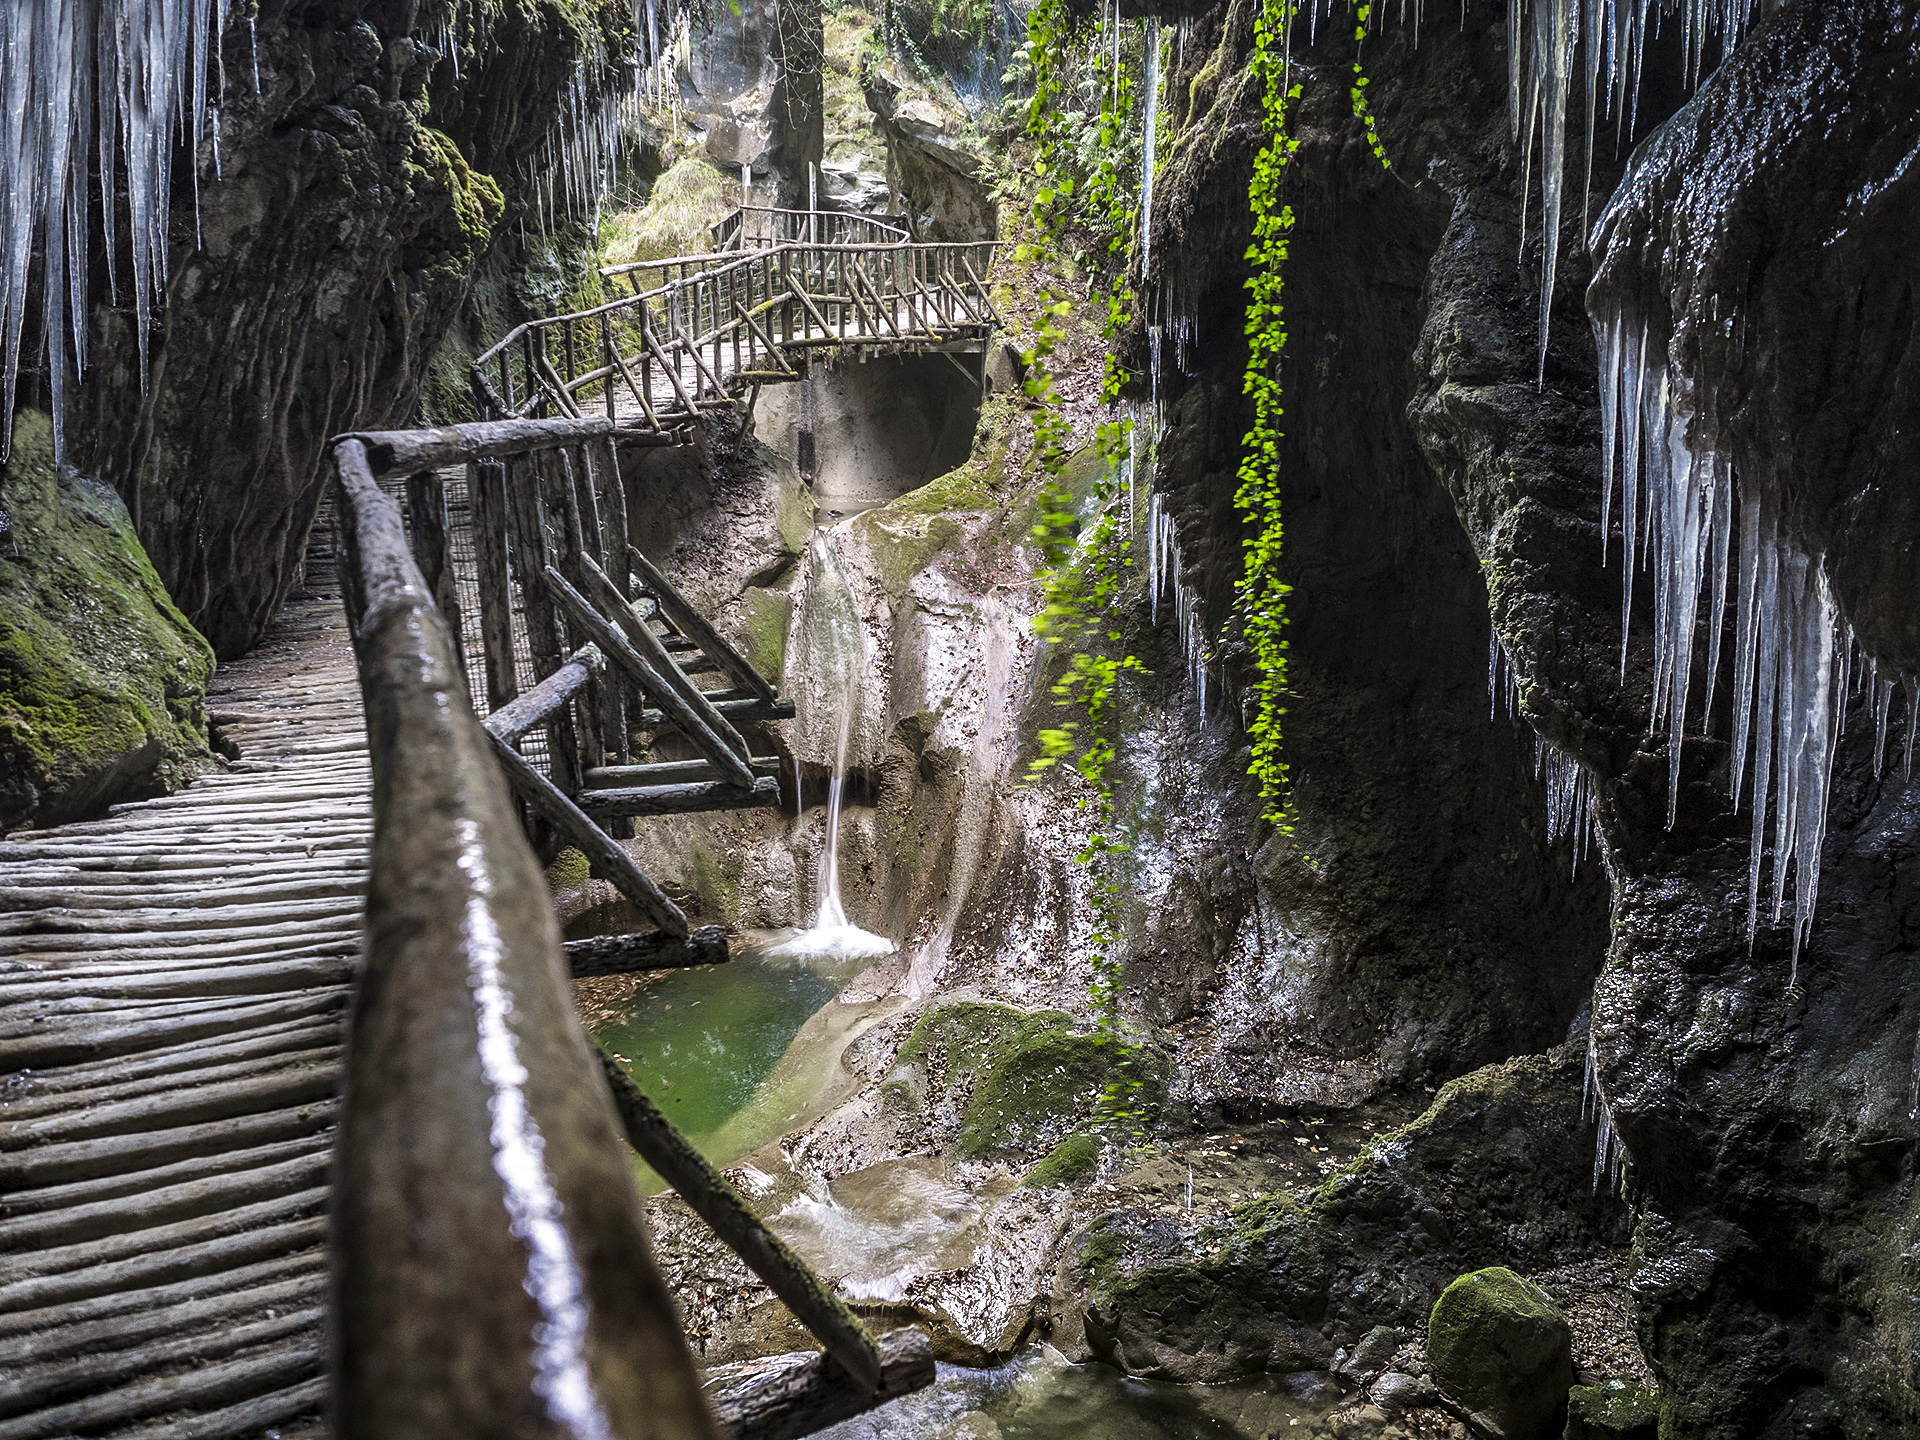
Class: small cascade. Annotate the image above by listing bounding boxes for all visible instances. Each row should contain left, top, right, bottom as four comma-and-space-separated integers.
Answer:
1138, 19, 1162, 286
770, 535, 894, 962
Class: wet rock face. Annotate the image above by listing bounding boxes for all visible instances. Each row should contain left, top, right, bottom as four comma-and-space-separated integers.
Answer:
73, 0, 624, 659
1395, 6, 1920, 1438
1141, 0, 1610, 1095
685, 0, 823, 206
862, 68, 997, 240
0, 412, 214, 831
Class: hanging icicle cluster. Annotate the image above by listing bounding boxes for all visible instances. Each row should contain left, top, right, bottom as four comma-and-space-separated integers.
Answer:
0, 0, 232, 462
1592, 296, 1917, 971
517, 1, 691, 232
1489, 633, 1597, 874
1506, 0, 1782, 379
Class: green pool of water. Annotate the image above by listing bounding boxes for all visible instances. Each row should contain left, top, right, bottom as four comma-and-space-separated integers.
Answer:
592, 935, 857, 1188
810, 1345, 1326, 1439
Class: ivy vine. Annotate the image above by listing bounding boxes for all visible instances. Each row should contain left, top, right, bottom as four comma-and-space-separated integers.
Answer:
1020, 0, 1150, 1142
1236, 0, 1388, 827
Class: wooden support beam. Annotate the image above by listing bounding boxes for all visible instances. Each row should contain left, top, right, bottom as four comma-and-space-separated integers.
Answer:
642, 325, 700, 416
503, 456, 584, 797
483, 650, 601, 743
468, 461, 519, 715
404, 472, 469, 696
577, 776, 779, 818
337, 417, 672, 477
634, 695, 795, 727
485, 734, 688, 937
541, 566, 757, 789
623, 546, 779, 703
564, 926, 728, 977
593, 1054, 885, 1394
574, 554, 759, 760
534, 353, 584, 419
584, 757, 779, 787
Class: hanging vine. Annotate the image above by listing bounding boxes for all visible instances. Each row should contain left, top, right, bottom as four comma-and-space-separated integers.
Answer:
1235, 0, 1389, 827
1019, 0, 1151, 1141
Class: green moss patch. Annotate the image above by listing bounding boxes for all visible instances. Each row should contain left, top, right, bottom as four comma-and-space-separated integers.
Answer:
892, 1001, 1164, 1159
0, 411, 214, 830
546, 846, 593, 889
736, 587, 793, 683
1567, 1378, 1660, 1439
1022, 1133, 1099, 1188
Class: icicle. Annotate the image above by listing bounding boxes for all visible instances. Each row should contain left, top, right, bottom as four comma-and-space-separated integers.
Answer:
1592, 278, 1909, 965
0, 0, 236, 462
1505, 0, 1772, 380
1139, 19, 1161, 286
1147, 491, 1210, 719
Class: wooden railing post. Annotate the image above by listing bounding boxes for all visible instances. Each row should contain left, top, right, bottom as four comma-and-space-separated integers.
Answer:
403, 471, 469, 698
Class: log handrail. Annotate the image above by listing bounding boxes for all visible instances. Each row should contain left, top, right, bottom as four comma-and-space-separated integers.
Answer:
327, 437, 721, 1439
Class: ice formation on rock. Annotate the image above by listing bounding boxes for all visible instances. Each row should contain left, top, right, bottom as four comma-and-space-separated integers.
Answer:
1147, 489, 1212, 720
0, 0, 231, 460
1505, 0, 1782, 376
1593, 296, 1916, 966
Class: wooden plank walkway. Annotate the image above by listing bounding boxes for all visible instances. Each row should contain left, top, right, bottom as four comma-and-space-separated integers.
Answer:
0, 551, 363, 1440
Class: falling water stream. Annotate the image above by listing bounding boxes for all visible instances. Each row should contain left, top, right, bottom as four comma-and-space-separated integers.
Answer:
767, 533, 896, 963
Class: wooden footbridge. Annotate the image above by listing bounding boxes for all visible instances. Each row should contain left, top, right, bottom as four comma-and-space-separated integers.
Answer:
0, 211, 996, 1440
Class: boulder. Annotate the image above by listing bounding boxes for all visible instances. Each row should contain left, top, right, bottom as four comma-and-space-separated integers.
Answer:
1426, 1269, 1572, 1440
1564, 1379, 1659, 1440
1337, 1325, 1405, 1382
0, 411, 213, 832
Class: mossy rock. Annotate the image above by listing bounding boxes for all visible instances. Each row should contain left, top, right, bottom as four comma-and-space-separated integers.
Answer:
1428, 1267, 1573, 1440
1022, 1133, 1099, 1189
894, 1001, 1164, 1157
0, 412, 214, 831
546, 847, 593, 889
1565, 1378, 1659, 1440
736, 586, 793, 684
959, 1022, 1131, 1156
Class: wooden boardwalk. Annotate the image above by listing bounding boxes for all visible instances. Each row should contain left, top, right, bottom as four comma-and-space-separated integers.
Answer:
0, 551, 363, 1440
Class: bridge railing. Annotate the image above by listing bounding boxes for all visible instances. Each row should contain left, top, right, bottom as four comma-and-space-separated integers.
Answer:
476, 232, 999, 429
326, 422, 932, 1439
706, 205, 912, 251
326, 433, 722, 1439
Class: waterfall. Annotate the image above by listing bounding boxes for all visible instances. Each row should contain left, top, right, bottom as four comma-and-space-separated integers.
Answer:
769, 535, 894, 962
1138, 19, 1161, 286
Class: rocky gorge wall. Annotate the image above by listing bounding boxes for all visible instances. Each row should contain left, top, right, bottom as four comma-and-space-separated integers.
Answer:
1102, 0, 1920, 1434
2, 0, 675, 829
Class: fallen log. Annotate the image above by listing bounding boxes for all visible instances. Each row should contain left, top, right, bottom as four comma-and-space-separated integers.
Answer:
564, 926, 729, 977
705, 1326, 936, 1440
